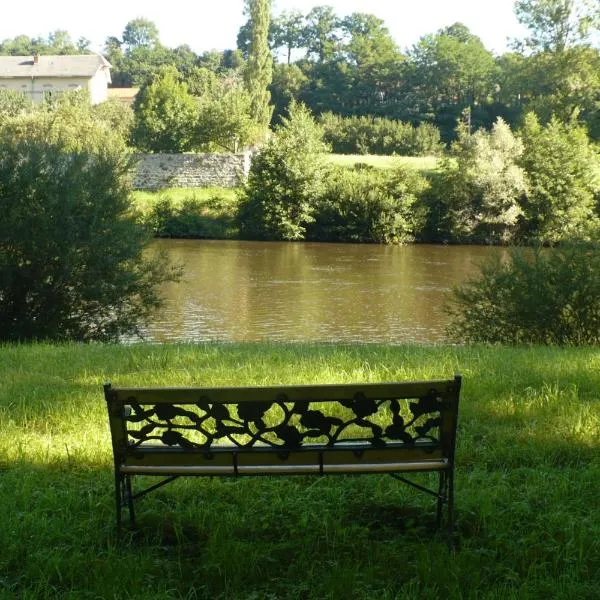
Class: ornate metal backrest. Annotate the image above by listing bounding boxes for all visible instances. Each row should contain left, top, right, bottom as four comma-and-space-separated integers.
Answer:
105, 377, 461, 462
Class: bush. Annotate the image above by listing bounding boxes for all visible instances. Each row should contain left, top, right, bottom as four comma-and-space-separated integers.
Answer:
319, 113, 443, 156
518, 113, 600, 243
146, 194, 237, 238
131, 67, 197, 152
0, 89, 32, 121
446, 242, 600, 345
426, 118, 528, 244
0, 105, 178, 342
309, 166, 428, 244
237, 101, 329, 240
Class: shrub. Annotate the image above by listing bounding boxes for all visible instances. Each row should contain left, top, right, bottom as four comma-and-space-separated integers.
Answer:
0, 89, 32, 121
146, 194, 236, 238
237, 101, 329, 240
319, 113, 443, 156
309, 166, 428, 244
446, 242, 600, 345
0, 105, 178, 342
131, 67, 197, 152
426, 118, 528, 244
518, 113, 600, 243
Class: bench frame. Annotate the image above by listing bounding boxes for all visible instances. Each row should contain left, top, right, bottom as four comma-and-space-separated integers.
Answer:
105, 375, 461, 542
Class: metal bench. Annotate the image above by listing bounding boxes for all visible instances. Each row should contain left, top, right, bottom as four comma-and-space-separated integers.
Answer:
105, 375, 461, 540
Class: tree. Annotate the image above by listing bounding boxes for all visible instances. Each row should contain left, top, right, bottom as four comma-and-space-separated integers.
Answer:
0, 102, 177, 342
518, 112, 600, 242
408, 24, 498, 139
237, 102, 329, 240
514, 0, 599, 52
122, 18, 160, 49
195, 81, 259, 152
272, 10, 305, 64
428, 117, 528, 243
131, 67, 198, 152
303, 6, 341, 62
243, 0, 274, 132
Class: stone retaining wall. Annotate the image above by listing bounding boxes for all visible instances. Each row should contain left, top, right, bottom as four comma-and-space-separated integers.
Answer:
132, 152, 251, 190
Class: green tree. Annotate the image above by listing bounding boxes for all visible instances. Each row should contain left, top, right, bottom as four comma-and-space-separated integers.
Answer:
408, 23, 497, 139
131, 67, 197, 152
195, 83, 258, 152
428, 117, 528, 243
122, 18, 160, 49
518, 112, 600, 242
243, 0, 274, 132
269, 63, 308, 123
514, 0, 599, 52
272, 10, 305, 64
237, 102, 329, 240
303, 6, 341, 62
0, 103, 177, 342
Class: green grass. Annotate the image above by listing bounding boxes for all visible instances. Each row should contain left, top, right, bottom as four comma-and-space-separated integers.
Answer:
1, 342, 599, 598
324, 154, 439, 173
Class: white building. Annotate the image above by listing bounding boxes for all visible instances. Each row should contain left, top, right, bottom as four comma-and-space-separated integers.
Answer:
0, 54, 112, 104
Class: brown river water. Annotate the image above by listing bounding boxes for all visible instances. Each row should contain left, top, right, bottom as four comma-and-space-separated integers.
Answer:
140, 240, 503, 344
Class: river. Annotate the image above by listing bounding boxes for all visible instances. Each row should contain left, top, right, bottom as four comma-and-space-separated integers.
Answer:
141, 240, 502, 344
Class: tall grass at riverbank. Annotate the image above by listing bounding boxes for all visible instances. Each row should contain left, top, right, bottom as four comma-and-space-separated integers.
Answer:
1, 342, 599, 598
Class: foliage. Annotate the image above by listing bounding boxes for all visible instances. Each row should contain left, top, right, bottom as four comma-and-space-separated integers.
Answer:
0, 89, 33, 121
518, 112, 600, 242
237, 102, 329, 240
407, 23, 498, 140
514, 0, 599, 52
131, 67, 197, 152
0, 30, 90, 55
122, 18, 160, 49
309, 166, 428, 244
319, 113, 443, 156
92, 98, 134, 143
194, 77, 259, 152
0, 104, 178, 342
427, 118, 528, 243
269, 63, 309, 124
243, 0, 274, 132
447, 242, 600, 345
143, 193, 238, 239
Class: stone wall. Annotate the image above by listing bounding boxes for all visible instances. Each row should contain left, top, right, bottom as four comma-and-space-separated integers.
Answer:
132, 152, 251, 190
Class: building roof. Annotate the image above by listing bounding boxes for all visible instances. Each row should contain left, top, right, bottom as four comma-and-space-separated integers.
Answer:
0, 54, 111, 78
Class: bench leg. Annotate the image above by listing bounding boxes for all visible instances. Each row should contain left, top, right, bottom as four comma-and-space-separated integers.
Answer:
125, 474, 136, 528
447, 470, 455, 548
115, 472, 136, 533
115, 471, 124, 534
436, 471, 447, 529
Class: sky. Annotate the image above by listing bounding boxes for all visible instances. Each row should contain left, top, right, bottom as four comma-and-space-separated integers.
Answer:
0, 0, 529, 56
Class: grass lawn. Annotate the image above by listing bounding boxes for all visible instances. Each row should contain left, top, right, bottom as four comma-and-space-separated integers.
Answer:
324, 154, 439, 174
1, 342, 599, 599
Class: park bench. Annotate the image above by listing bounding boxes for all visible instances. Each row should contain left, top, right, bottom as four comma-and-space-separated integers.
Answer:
104, 375, 461, 540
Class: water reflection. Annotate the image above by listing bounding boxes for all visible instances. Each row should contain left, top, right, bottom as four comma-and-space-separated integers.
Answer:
142, 240, 502, 343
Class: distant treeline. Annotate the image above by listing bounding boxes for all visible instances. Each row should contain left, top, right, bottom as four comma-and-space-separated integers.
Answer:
2, 0, 599, 143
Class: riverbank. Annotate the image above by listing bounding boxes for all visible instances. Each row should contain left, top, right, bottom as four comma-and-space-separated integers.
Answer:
1, 342, 598, 598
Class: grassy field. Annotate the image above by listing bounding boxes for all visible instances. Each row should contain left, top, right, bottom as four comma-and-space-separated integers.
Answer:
1, 342, 599, 599
324, 154, 439, 173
